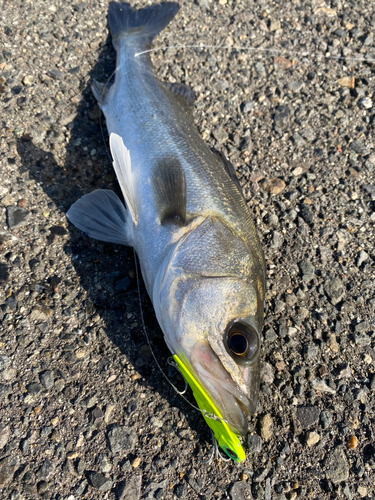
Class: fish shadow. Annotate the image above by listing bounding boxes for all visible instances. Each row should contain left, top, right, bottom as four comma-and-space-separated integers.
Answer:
15, 31, 213, 452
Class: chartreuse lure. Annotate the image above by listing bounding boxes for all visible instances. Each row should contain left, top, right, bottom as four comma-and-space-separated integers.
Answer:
173, 354, 246, 462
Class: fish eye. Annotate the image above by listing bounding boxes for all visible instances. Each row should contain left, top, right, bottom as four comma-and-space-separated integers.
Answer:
225, 322, 259, 363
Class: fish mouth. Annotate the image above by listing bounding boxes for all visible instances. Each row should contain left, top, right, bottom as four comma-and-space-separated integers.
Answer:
189, 340, 257, 436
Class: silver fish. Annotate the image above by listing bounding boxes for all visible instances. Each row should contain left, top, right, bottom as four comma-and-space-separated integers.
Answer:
67, 2, 265, 441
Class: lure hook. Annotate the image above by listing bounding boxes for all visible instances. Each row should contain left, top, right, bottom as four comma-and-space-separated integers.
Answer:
167, 357, 188, 395
198, 429, 231, 464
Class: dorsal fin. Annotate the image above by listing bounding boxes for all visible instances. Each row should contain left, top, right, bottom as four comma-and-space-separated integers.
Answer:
164, 82, 195, 112
211, 148, 245, 198
152, 157, 186, 226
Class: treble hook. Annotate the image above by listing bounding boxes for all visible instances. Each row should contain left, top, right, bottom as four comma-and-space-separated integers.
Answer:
198, 429, 231, 464
167, 357, 188, 395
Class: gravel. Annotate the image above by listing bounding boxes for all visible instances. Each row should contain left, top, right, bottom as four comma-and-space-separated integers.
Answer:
1, 0, 375, 498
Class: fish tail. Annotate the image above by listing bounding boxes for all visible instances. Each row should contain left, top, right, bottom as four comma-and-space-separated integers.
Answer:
108, 2, 180, 49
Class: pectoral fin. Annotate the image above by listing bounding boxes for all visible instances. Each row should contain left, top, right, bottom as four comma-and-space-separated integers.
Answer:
67, 189, 132, 246
109, 133, 138, 225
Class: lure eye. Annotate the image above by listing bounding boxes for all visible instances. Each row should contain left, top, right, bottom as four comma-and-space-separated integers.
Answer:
226, 322, 259, 363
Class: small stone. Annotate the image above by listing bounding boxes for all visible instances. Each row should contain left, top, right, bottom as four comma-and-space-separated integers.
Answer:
86, 471, 113, 491
358, 97, 372, 109
260, 362, 274, 385
357, 250, 369, 267
22, 75, 33, 86
299, 203, 314, 224
116, 474, 142, 500
262, 178, 286, 195
346, 435, 358, 450
296, 406, 320, 429
269, 19, 281, 31
338, 365, 352, 379
326, 334, 339, 353
306, 431, 320, 446
19, 439, 29, 453
0, 426, 10, 449
39, 370, 54, 390
0, 384, 11, 400
229, 481, 252, 500
300, 127, 315, 142
271, 231, 282, 248
98, 454, 112, 473
258, 414, 273, 441
325, 448, 349, 484
212, 128, 228, 143
240, 101, 254, 113
252, 483, 265, 500
324, 278, 345, 305
90, 407, 103, 424
48, 69, 64, 80
37, 459, 55, 480
239, 136, 252, 152
247, 434, 262, 453
0, 456, 19, 487
311, 379, 336, 394
131, 457, 141, 468
26, 382, 43, 395
350, 140, 369, 156
0, 355, 11, 370
299, 260, 315, 282
150, 417, 163, 428
337, 76, 355, 88
288, 81, 304, 92
107, 426, 137, 454
357, 485, 367, 497
6, 206, 30, 229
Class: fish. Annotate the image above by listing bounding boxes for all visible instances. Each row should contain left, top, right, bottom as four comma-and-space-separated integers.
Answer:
67, 1, 266, 460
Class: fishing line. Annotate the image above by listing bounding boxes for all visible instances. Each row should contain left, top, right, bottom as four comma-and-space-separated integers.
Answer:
132, 248, 231, 428
135, 43, 375, 64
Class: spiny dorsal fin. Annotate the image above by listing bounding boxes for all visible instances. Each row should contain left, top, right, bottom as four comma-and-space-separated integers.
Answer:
211, 147, 245, 199
152, 157, 186, 226
109, 133, 138, 225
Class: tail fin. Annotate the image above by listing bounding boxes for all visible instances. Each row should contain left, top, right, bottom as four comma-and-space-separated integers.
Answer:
108, 2, 179, 48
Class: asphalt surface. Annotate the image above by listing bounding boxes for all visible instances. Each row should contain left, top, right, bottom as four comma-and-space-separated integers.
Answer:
1, 0, 375, 499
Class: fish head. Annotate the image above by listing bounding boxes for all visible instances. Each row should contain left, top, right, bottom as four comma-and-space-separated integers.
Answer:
153, 216, 265, 436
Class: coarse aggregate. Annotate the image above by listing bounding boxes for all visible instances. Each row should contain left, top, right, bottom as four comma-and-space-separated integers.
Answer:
0, 0, 375, 499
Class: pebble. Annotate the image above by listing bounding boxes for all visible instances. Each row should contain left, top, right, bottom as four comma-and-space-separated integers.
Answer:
0, 426, 10, 449
252, 483, 265, 500
358, 97, 373, 109
39, 370, 54, 390
357, 486, 367, 497
26, 382, 43, 395
37, 459, 55, 480
258, 414, 273, 441
325, 448, 349, 484
116, 474, 142, 500
86, 471, 113, 491
306, 431, 320, 447
346, 435, 358, 449
299, 260, 315, 282
229, 481, 252, 500
260, 362, 275, 385
324, 278, 345, 305
296, 406, 320, 429
262, 178, 286, 195
240, 101, 254, 113
247, 434, 263, 453
6, 206, 30, 229
350, 140, 369, 156
0, 456, 19, 487
0, 355, 11, 370
107, 426, 137, 454
357, 250, 369, 267
326, 334, 339, 353
288, 81, 304, 93
311, 379, 336, 394
212, 128, 228, 143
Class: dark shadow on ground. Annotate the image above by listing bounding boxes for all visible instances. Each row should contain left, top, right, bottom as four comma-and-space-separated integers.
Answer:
16, 30, 213, 450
